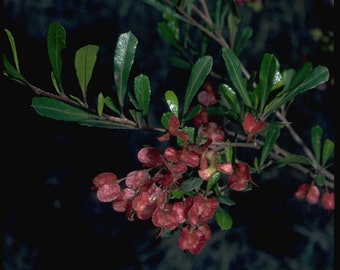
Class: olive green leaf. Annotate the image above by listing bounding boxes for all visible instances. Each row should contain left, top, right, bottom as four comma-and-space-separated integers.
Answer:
47, 23, 66, 92
134, 74, 151, 116
75, 45, 99, 99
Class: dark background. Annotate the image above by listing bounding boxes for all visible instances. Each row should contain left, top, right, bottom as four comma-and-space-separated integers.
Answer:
2, 1, 334, 269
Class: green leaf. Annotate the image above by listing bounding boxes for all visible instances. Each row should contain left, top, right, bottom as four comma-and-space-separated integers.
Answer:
97, 92, 105, 117
114, 31, 138, 111
32, 97, 97, 121
263, 65, 329, 118
142, 0, 183, 20
315, 175, 326, 186
224, 140, 233, 162
234, 26, 253, 56
311, 125, 323, 163
182, 103, 201, 123
183, 55, 212, 116
32, 97, 135, 129
161, 112, 174, 129
75, 45, 99, 98
51, 71, 62, 94
260, 127, 280, 166
134, 74, 151, 116
215, 195, 236, 206
5, 28, 20, 72
215, 207, 233, 230
273, 155, 312, 168
207, 172, 221, 191
104, 96, 120, 115
218, 83, 241, 115
222, 48, 252, 107
165, 90, 179, 117
47, 23, 66, 92
321, 139, 334, 167
254, 53, 278, 113
157, 21, 179, 47
3, 55, 29, 85
180, 177, 203, 192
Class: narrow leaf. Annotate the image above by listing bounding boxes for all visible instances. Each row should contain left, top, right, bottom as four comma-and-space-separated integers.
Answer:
260, 127, 280, 166
263, 65, 329, 117
183, 55, 212, 116
321, 139, 334, 166
114, 31, 138, 111
5, 28, 20, 71
47, 23, 66, 91
97, 92, 105, 117
273, 155, 312, 168
3, 55, 28, 84
104, 96, 121, 115
257, 53, 278, 113
32, 97, 135, 129
134, 74, 151, 116
311, 125, 323, 163
75, 45, 99, 98
222, 48, 252, 107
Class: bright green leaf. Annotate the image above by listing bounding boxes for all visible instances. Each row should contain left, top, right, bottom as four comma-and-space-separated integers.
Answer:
165, 90, 179, 116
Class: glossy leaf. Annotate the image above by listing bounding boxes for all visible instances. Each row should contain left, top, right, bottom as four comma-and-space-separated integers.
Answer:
165, 90, 179, 117
114, 31, 138, 111
47, 23, 66, 91
218, 83, 241, 115
183, 55, 212, 116
311, 125, 323, 163
253, 53, 278, 113
3, 55, 28, 85
75, 45, 99, 98
134, 74, 151, 116
321, 139, 334, 167
215, 207, 233, 230
5, 28, 20, 71
222, 48, 252, 107
224, 141, 233, 163
260, 127, 280, 166
207, 172, 221, 191
263, 65, 329, 117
